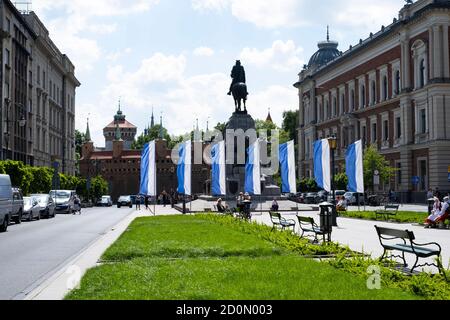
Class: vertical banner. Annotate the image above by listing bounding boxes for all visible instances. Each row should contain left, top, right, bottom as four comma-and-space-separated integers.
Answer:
177, 140, 192, 195
245, 139, 261, 195
346, 140, 365, 193
211, 141, 226, 196
139, 140, 156, 196
313, 139, 331, 192
279, 140, 297, 194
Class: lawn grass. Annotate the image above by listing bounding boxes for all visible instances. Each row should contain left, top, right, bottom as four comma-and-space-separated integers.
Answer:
340, 211, 428, 224
66, 215, 418, 300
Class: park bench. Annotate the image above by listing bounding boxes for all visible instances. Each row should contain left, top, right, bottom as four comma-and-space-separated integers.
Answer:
297, 216, 325, 243
375, 226, 444, 274
269, 212, 296, 232
375, 204, 400, 221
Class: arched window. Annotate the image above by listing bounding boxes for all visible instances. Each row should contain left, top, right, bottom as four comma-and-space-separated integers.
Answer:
360, 85, 366, 108
420, 59, 425, 88
371, 80, 376, 105
350, 89, 355, 111
340, 93, 345, 115
333, 97, 337, 117
383, 76, 388, 101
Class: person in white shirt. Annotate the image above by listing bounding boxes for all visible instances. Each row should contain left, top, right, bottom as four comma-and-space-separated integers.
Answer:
425, 196, 449, 228
336, 196, 348, 212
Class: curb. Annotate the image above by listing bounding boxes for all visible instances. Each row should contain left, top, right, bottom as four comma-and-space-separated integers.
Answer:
25, 209, 145, 300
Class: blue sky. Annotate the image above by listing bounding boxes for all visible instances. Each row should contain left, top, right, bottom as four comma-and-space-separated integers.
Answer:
30, 0, 406, 147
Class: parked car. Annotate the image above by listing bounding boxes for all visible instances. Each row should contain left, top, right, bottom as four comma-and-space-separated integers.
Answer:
11, 188, 24, 224
289, 192, 305, 203
304, 192, 321, 204
97, 196, 113, 207
117, 196, 132, 208
0, 175, 13, 232
22, 197, 41, 222
317, 190, 329, 202
31, 194, 56, 219
344, 192, 365, 205
51, 190, 77, 214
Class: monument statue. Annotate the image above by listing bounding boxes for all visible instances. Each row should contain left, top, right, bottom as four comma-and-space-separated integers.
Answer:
227, 60, 248, 113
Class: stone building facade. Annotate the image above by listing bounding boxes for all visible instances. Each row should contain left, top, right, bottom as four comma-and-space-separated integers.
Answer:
295, 0, 450, 202
80, 111, 210, 202
0, 1, 79, 174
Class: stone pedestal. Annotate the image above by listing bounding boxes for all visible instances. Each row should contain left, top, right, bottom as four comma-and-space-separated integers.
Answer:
224, 111, 256, 197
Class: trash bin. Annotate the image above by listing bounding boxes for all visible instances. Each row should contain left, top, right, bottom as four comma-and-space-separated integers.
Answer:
319, 202, 334, 242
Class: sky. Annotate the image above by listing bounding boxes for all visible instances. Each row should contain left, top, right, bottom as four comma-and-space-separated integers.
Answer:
28, 0, 407, 147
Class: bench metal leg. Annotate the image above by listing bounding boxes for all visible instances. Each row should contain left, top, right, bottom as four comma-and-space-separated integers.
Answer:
411, 256, 420, 273
401, 251, 407, 268
379, 249, 387, 262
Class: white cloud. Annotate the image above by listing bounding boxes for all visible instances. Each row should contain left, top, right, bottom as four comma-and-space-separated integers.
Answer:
86, 51, 297, 146
193, 47, 215, 57
106, 48, 133, 62
240, 40, 304, 72
32, 0, 159, 72
192, 0, 229, 12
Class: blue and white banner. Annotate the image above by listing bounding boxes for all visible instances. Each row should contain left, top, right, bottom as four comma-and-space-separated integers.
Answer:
245, 139, 261, 195
279, 140, 297, 194
313, 139, 331, 192
139, 140, 156, 196
346, 140, 365, 193
211, 141, 226, 196
177, 140, 192, 195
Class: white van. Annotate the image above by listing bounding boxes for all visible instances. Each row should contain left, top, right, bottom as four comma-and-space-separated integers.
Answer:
0, 175, 13, 232
50, 190, 77, 214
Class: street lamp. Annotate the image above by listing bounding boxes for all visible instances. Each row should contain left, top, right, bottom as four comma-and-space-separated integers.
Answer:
328, 135, 338, 227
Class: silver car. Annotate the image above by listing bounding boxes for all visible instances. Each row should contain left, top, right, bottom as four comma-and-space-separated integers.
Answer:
22, 197, 41, 221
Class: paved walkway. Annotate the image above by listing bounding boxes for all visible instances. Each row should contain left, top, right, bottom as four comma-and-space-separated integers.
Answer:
252, 211, 450, 273
347, 204, 428, 213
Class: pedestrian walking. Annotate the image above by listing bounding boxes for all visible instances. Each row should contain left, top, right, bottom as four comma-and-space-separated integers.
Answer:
144, 195, 149, 211
136, 195, 141, 210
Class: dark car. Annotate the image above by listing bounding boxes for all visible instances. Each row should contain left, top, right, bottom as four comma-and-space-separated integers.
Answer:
31, 194, 56, 219
11, 188, 24, 224
117, 196, 132, 208
304, 192, 321, 204
22, 197, 41, 221
317, 190, 329, 202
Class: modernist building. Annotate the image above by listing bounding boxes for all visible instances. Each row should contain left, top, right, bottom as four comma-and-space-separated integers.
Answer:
295, 0, 450, 202
80, 108, 210, 202
0, 1, 80, 174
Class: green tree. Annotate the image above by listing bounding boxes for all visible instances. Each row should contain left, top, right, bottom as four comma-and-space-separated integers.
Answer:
334, 172, 349, 191
0, 161, 33, 195
89, 176, 109, 202
298, 178, 319, 192
132, 125, 171, 150
29, 167, 53, 194
282, 110, 299, 143
75, 130, 86, 157
363, 145, 396, 192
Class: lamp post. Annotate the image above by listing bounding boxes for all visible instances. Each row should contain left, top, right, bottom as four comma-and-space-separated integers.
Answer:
328, 135, 338, 227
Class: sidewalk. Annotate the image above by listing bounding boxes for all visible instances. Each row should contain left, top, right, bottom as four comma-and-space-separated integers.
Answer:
347, 204, 428, 213
253, 211, 450, 273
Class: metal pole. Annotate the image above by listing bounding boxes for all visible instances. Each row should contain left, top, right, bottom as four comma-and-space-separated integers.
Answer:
331, 147, 337, 227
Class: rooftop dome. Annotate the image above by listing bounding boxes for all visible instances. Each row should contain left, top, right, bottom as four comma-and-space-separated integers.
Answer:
308, 27, 341, 69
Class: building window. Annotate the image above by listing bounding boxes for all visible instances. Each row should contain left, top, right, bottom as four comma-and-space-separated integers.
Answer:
371, 80, 376, 105
371, 122, 377, 143
4, 49, 10, 66
340, 93, 345, 115
419, 160, 427, 191
420, 109, 426, 134
419, 59, 425, 88
396, 163, 402, 185
332, 97, 337, 117
395, 117, 401, 139
395, 70, 400, 95
383, 76, 388, 101
362, 125, 367, 146
360, 84, 366, 108
383, 120, 389, 141
350, 89, 355, 111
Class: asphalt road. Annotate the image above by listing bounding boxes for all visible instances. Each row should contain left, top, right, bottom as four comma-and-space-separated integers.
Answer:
0, 206, 134, 300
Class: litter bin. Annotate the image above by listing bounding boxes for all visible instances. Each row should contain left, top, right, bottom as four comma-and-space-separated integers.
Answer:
319, 202, 334, 242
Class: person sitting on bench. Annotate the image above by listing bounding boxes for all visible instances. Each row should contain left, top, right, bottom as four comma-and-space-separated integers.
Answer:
336, 196, 348, 212
216, 198, 228, 213
271, 199, 279, 211
425, 196, 449, 228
